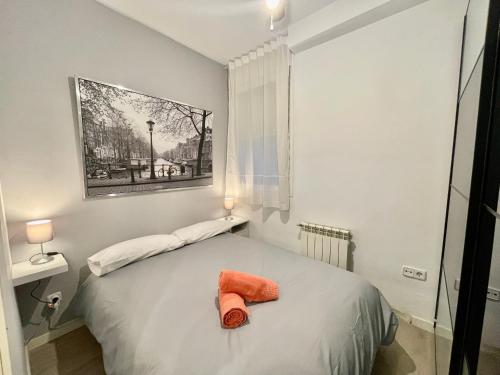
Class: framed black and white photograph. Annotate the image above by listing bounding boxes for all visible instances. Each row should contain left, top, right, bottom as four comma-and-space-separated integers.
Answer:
75, 77, 214, 198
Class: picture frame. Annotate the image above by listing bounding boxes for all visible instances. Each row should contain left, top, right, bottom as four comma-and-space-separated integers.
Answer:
74, 76, 214, 199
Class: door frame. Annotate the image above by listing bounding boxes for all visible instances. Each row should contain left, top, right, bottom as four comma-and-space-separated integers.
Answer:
0, 183, 28, 375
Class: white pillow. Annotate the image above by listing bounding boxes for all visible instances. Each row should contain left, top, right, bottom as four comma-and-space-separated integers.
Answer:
172, 220, 234, 245
88, 234, 183, 276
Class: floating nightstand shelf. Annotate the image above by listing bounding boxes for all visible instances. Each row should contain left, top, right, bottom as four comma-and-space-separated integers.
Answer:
217, 215, 249, 236
12, 254, 68, 286
217, 215, 248, 226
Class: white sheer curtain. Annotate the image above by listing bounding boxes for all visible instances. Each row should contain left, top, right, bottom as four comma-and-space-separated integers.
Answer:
225, 37, 290, 210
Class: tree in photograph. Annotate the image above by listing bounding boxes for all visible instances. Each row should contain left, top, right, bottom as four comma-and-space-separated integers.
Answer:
79, 80, 160, 168
78, 79, 127, 123
142, 99, 212, 176
79, 79, 130, 165
130, 133, 150, 159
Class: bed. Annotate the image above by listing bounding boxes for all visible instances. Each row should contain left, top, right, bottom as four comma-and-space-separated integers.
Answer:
75, 233, 397, 375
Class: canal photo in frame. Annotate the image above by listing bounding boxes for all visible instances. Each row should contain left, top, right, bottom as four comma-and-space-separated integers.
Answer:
75, 77, 214, 198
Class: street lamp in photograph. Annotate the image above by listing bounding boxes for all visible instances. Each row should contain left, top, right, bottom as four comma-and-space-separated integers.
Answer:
147, 120, 156, 180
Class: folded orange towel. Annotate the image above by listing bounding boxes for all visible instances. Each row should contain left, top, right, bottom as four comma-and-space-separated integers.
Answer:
219, 269, 279, 302
218, 290, 249, 329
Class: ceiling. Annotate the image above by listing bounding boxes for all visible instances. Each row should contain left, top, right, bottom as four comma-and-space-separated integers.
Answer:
96, 0, 336, 64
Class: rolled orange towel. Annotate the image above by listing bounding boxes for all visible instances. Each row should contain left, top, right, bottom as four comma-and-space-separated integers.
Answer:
218, 290, 249, 329
219, 269, 279, 302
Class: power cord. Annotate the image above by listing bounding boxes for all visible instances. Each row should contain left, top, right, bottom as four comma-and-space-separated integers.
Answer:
25, 252, 66, 345
29, 253, 65, 307
28, 251, 61, 264
25, 282, 52, 345
29, 280, 51, 305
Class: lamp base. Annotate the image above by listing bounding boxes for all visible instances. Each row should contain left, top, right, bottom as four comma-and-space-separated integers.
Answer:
29, 253, 54, 265
224, 216, 234, 221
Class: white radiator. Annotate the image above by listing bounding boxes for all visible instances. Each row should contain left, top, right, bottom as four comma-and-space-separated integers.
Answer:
298, 222, 352, 270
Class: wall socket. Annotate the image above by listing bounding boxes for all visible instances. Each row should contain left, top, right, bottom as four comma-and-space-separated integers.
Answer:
47, 291, 62, 311
402, 266, 427, 281
487, 287, 500, 302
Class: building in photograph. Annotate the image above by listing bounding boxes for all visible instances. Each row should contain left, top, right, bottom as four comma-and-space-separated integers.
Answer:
166, 128, 212, 171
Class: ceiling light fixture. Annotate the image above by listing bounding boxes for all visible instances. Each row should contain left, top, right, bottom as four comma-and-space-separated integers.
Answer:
265, 0, 281, 31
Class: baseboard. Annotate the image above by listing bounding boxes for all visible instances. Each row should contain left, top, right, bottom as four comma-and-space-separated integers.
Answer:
26, 318, 84, 351
394, 309, 435, 334
393, 309, 454, 341
435, 324, 453, 340
410, 315, 436, 334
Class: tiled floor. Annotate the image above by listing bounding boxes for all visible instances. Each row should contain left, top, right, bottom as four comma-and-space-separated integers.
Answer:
478, 349, 500, 375
29, 321, 441, 375
435, 328, 500, 375
477, 351, 500, 375
372, 319, 435, 375
29, 327, 105, 375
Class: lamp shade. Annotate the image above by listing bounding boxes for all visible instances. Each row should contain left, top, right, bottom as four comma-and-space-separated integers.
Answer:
26, 219, 54, 244
224, 197, 235, 210
266, 0, 280, 10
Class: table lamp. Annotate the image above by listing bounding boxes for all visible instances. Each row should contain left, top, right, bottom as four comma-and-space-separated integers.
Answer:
26, 219, 54, 265
224, 197, 234, 220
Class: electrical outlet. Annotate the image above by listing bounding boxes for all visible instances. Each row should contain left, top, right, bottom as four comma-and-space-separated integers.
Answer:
47, 291, 62, 311
487, 287, 500, 302
414, 269, 427, 281
402, 266, 427, 281
402, 266, 415, 278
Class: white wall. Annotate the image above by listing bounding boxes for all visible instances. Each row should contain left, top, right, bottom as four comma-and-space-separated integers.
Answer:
0, 0, 228, 339
288, 0, 428, 53
235, 0, 466, 322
